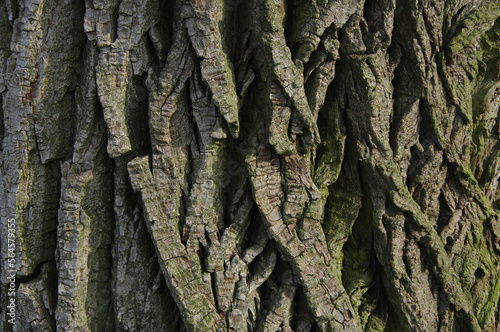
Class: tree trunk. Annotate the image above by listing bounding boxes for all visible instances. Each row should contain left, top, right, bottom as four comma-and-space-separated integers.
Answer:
1, 0, 500, 331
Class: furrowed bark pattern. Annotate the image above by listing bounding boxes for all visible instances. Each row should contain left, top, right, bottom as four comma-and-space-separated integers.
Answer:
1, 0, 500, 331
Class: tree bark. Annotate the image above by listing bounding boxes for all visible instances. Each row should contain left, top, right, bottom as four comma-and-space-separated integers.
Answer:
1, 0, 500, 331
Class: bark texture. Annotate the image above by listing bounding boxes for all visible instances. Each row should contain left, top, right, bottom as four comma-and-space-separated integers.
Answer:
1, 0, 500, 331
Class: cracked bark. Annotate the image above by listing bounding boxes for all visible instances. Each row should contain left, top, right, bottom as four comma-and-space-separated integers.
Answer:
1, 0, 500, 331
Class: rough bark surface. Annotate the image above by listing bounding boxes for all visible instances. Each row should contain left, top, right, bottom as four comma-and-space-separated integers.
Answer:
1, 0, 500, 331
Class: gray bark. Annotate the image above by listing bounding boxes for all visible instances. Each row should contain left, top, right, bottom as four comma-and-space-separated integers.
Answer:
1, 0, 500, 331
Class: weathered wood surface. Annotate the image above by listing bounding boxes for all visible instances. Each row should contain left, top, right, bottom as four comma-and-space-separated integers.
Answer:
1, 0, 500, 331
